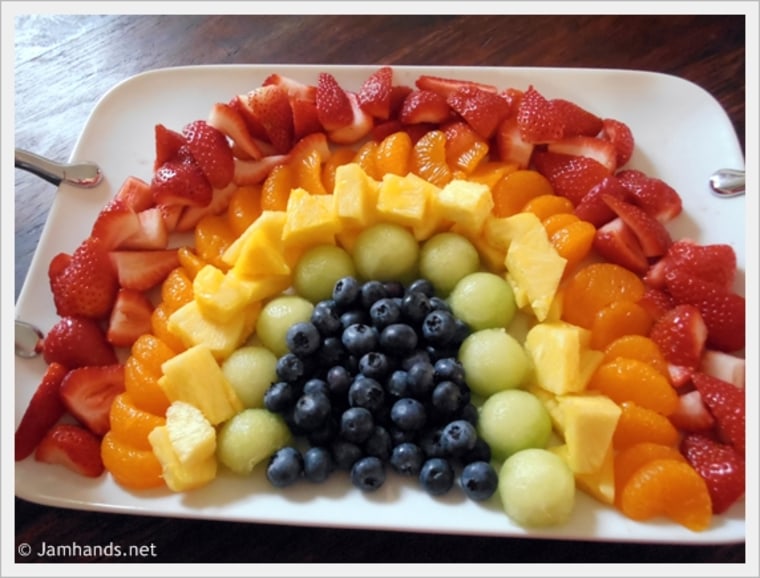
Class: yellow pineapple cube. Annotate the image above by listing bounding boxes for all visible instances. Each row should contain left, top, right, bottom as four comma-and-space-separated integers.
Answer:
168, 300, 251, 361
232, 228, 291, 280
333, 162, 380, 228
193, 264, 256, 323
222, 210, 287, 266
436, 179, 493, 235
282, 187, 341, 248
163, 400, 217, 464
376, 172, 434, 232
158, 344, 243, 425
227, 270, 292, 302
574, 446, 616, 504
449, 223, 506, 274
148, 423, 217, 492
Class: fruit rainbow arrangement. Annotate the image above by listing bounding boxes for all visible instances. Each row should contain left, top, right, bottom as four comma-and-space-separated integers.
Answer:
15, 66, 746, 533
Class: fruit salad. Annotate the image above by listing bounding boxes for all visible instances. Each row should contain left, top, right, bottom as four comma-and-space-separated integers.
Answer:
15, 65, 746, 536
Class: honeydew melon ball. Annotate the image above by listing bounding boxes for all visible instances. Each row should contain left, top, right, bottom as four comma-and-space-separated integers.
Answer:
294, 244, 357, 303
221, 346, 278, 408
498, 448, 576, 528
458, 328, 529, 397
352, 222, 419, 283
448, 272, 516, 331
419, 232, 481, 296
256, 295, 314, 357
478, 389, 552, 461
217, 409, 291, 475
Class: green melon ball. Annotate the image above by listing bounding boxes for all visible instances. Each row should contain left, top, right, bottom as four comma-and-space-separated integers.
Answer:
458, 328, 530, 397
221, 346, 278, 408
498, 448, 576, 528
255, 295, 314, 357
217, 409, 291, 475
351, 222, 419, 283
448, 272, 516, 330
294, 244, 357, 303
478, 389, 552, 461
419, 232, 481, 296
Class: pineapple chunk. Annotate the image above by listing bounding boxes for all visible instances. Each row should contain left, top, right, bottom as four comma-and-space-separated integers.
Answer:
158, 344, 243, 425
333, 162, 380, 228
168, 300, 251, 360
193, 264, 256, 323
525, 321, 604, 395
222, 210, 287, 266
282, 187, 341, 248
376, 172, 435, 232
228, 270, 292, 302
436, 179, 493, 235
232, 228, 291, 280
164, 400, 217, 464
550, 444, 616, 505
449, 222, 506, 273
149, 425, 217, 492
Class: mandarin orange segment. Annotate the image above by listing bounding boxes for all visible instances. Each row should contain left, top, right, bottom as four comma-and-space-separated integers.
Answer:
447, 139, 490, 175
194, 214, 237, 270
542, 213, 580, 237
353, 140, 381, 180
589, 299, 654, 351
161, 267, 194, 313
177, 246, 207, 280
375, 131, 412, 176
410, 130, 453, 187
613, 442, 686, 503
322, 147, 357, 193
588, 358, 678, 415
124, 356, 171, 416
150, 303, 187, 353
612, 401, 680, 450
550, 219, 596, 274
618, 458, 712, 532
463, 160, 517, 189
603, 335, 669, 378
491, 169, 555, 217
109, 392, 166, 451
131, 334, 177, 371
261, 163, 294, 211
227, 184, 263, 237
101, 431, 165, 490
295, 148, 328, 195
561, 262, 646, 329
522, 194, 576, 221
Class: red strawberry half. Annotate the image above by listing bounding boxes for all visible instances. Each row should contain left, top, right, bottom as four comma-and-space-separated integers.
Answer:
550, 98, 603, 138
107, 288, 155, 348
516, 85, 564, 144
59, 363, 126, 436
649, 303, 707, 369
692, 372, 745, 454
414, 74, 497, 100
35, 423, 105, 478
357, 66, 394, 119
601, 194, 672, 257
446, 85, 511, 139
315, 72, 353, 131
400, 89, 452, 125
42, 316, 118, 368
600, 118, 634, 167
533, 151, 610, 205
182, 120, 235, 189
680, 433, 745, 514
573, 174, 627, 227
668, 390, 715, 432
109, 249, 180, 292
616, 169, 682, 223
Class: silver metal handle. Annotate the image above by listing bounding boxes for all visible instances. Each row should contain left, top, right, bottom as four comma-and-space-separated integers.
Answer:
709, 168, 745, 198
14, 148, 103, 188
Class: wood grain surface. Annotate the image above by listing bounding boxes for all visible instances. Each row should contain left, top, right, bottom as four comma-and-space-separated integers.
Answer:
13, 14, 746, 565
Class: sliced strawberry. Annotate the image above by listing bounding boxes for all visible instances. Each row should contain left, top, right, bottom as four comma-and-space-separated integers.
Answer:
649, 303, 707, 369
290, 97, 323, 141
15, 362, 68, 460
680, 433, 745, 514
493, 116, 533, 169
59, 364, 125, 436
516, 85, 565, 144
48, 252, 71, 282
593, 217, 649, 274
154, 123, 186, 169
182, 119, 235, 189
357, 66, 394, 119
112, 207, 169, 250
499, 87, 524, 112
700, 350, 745, 390
600, 118, 635, 167
114, 176, 154, 212
42, 316, 118, 368
601, 194, 672, 257
109, 249, 180, 292
532, 151, 610, 205
646, 239, 737, 291
692, 372, 745, 453
35, 423, 105, 478
107, 288, 154, 348
388, 84, 414, 118
573, 174, 627, 227
244, 84, 295, 153
637, 286, 675, 321
262, 73, 317, 101
547, 135, 618, 172
664, 270, 745, 352
669, 390, 716, 432
315, 72, 353, 131
175, 182, 238, 232
232, 154, 289, 186
414, 74, 497, 99
50, 237, 119, 319
90, 200, 143, 251
159, 203, 183, 233
667, 363, 695, 389
446, 85, 511, 139
399, 89, 452, 125
228, 95, 270, 142
616, 169, 683, 223
151, 159, 213, 208
207, 101, 265, 160
328, 91, 374, 145
370, 119, 405, 142
550, 98, 603, 138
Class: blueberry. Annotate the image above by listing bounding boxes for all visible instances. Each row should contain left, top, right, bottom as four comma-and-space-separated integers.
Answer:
303, 446, 335, 483
331, 439, 363, 470
421, 309, 457, 347
326, 365, 352, 397
452, 318, 471, 345
418, 426, 446, 458
276, 352, 306, 383
428, 296, 451, 312
462, 437, 492, 464
419, 457, 454, 496
266, 446, 304, 488
303, 378, 330, 397
342, 323, 379, 356
389, 397, 427, 431
379, 323, 418, 356
400, 349, 431, 371
369, 297, 403, 329
460, 402, 479, 426
430, 380, 466, 418
363, 425, 392, 460
333, 276, 361, 309
316, 336, 346, 368
460, 461, 498, 501
286, 321, 321, 357
407, 278, 435, 297
440, 419, 478, 457
433, 357, 466, 386
347, 375, 385, 413
385, 369, 410, 398
264, 381, 299, 413
383, 280, 405, 298
360, 280, 388, 310
390, 442, 425, 476
311, 299, 342, 337
388, 425, 417, 446
293, 391, 332, 431
341, 308, 370, 329
401, 291, 432, 324
406, 359, 435, 398
307, 416, 339, 447
350, 456, 386, 492
340, 406, 375, 444
358, 351, 391, 380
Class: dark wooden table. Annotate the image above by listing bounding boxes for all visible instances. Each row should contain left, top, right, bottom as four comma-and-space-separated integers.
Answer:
14, 14, 746, 566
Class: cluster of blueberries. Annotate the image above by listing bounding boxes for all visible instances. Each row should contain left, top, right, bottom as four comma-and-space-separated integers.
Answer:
263, 276, 498, 501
